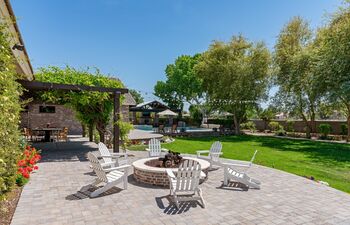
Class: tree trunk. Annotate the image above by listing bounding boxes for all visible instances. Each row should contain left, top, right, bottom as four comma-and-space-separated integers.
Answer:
310, 105, 316, 135
96, 121, 106, 143
233, 115, 240, 135
88, 123, 94, 142
82, 124, 86, 137
97, 129, 105, 143
347, 115, 350, 142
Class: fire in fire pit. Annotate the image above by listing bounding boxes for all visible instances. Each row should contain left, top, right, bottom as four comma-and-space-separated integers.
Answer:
160, 151, 182, 168
144, 151, 184, 168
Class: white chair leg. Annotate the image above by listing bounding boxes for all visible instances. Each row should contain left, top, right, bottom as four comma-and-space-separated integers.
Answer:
173, 193, 180, 209
223, 168, 229, 186
197, 189, 205, 208
123, 175, 128, 189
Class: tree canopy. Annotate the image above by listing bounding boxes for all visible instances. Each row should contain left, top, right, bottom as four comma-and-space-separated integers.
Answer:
129, 89, 144, 105
154, 54, 203, 110
273, 16, 321, 138
195, 35, 271, 134
315, 2, 350, 139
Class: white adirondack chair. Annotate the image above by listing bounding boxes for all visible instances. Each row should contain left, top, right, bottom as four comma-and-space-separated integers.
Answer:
146, 138, 167, 157
98, 142, 128, 168
222, 150, 260, 189
196, 141, 223, 169
87, 152, 130, 197
223, 167, 261, 189
166, 159, 205, 209
223, 150, 258, 173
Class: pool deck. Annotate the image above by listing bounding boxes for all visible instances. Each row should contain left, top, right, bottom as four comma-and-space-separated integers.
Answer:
11, 138, 350, 225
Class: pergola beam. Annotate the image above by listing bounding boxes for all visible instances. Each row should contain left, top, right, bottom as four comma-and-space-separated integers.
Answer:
19, 79, 127, 153
18, 80, 128, 94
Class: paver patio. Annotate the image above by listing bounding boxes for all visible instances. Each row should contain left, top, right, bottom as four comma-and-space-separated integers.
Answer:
11, 138, 350, 225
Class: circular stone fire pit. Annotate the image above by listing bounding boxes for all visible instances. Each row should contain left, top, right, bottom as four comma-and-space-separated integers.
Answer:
133, 157, 210, 186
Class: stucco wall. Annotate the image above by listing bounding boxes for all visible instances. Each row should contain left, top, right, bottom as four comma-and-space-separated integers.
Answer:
251, 119, 347, 135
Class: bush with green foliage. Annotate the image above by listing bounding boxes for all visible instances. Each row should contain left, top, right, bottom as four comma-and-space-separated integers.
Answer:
0, 22, 23, 199
340, 124, 348, 136
285, 120, 295, 132
268, 121, 281, 131
240, 121, 256, 132
318, 124, 332, 139
118, 120, 133, 150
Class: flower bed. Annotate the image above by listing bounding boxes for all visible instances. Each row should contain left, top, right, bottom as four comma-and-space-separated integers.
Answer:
16, 146, 41, 186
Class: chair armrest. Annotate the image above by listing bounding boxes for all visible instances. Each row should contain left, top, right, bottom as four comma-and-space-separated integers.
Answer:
110, 152, 128, 157
161, 148, 168, 152
197, 150, 209, 157
99, 155, 119, 159
105, 164, 131, 172
196, 150, 210, 153
101, 162, 116, 167
166, 169, 176, 179
210, 152, 223, 156
145, 148, 150, 151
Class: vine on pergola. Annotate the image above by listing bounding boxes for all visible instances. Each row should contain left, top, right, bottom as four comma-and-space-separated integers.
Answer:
35, 66, 126, 143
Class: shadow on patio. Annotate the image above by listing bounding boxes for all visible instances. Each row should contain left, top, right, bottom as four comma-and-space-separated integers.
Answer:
32, 136, 97, 163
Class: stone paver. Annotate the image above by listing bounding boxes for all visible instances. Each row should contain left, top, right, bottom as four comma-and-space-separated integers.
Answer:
11, 138, 350, 225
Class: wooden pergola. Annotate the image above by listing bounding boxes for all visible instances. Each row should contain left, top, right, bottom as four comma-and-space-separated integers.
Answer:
19, 80, 129, 152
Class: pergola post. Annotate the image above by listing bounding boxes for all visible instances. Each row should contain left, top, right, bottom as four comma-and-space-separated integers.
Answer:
113, 91, 120, 152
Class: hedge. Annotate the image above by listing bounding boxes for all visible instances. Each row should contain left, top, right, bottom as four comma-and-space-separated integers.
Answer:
0, 22, 23, 199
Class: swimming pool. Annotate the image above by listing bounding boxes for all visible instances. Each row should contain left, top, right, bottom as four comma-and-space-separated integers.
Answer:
133, 125, 212, 132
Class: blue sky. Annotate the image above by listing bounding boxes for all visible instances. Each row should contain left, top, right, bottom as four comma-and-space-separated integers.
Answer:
13, 0, 342, 102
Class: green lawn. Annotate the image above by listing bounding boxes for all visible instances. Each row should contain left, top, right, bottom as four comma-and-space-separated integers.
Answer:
129, 135, 350, 193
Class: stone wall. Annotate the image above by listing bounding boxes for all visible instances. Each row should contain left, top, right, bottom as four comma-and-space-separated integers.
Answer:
20, 103, 83, 135
20, 103, 132, 135
251, 119, 347, 135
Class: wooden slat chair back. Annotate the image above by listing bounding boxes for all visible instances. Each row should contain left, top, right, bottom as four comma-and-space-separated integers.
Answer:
88, 152, 108, 183
209, 141, 222, 162
98, 142, 113, 165
175, 159, 201, 192
166, 159, 205, 208
148, 138, 162, 157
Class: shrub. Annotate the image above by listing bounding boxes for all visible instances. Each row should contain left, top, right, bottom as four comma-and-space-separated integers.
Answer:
269, 121, 281, 131
240, 121, 256, 132
0, 22, 23, 199
340, 124, 348, 136
285, 120, 295, 132
318, 124, 332, 139
275, 128, 286, 136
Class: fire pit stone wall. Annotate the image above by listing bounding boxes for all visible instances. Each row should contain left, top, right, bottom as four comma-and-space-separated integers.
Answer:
132, 157, 210, 187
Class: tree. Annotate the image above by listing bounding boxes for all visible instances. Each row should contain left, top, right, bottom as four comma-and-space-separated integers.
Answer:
316, 2, 350, 140
154, 54, 203, 110
129, 89, 144, 104
274, 17, 321, 138
195, 35, 270, 134
36, 66, 125, 143
257, 107, 276, 130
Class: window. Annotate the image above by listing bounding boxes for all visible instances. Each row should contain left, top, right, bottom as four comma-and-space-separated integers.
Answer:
39, 106, 56, 113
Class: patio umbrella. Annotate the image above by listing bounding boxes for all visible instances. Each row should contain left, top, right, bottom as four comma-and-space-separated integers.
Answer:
157, 109, 178, 126
157, 109, 178, 117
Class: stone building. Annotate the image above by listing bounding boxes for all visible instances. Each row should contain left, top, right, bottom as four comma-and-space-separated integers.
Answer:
20, 93, 136, 135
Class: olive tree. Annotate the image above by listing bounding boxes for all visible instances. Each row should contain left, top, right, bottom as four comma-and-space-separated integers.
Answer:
274, 17, 321, 138
195, 35, 270, 134
316, 2, 350, 140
